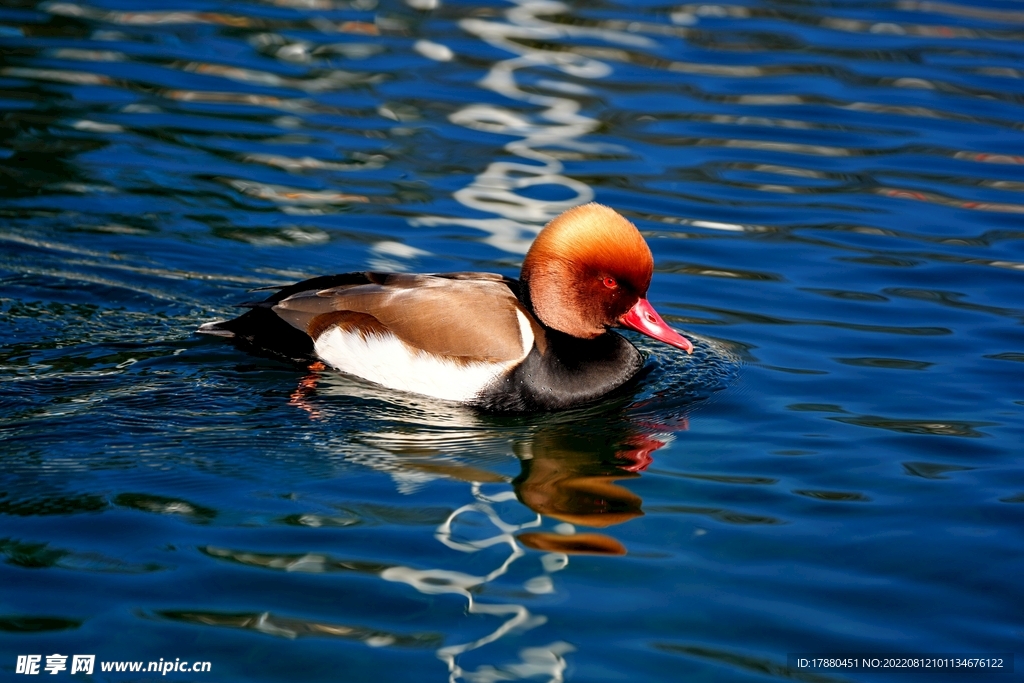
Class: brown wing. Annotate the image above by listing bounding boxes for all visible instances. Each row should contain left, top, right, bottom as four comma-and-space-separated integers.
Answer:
271, 273, 533, 363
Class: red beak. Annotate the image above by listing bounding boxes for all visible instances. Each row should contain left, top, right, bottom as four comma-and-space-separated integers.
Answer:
618, 298, 694, 354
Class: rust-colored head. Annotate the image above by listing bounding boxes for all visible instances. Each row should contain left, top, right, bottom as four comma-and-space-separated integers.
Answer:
521, 203, 693, 352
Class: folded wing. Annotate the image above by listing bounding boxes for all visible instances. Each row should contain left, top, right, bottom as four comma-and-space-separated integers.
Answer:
272, 272, 534, 363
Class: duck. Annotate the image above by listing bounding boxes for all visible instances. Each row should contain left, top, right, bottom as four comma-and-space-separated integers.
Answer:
198, 203, 693, 412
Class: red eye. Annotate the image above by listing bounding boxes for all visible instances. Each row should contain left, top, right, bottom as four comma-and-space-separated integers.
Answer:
602, 277, 618, 289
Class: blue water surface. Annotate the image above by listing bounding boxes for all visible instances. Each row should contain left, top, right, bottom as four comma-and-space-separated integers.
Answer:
2, 0, 1023, 681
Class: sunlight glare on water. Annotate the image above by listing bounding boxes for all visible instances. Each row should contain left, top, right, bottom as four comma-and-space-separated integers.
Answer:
1, 0, 1023, 681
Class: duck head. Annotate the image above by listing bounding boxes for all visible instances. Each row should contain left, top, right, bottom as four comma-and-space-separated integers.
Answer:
521, 203, 694, 353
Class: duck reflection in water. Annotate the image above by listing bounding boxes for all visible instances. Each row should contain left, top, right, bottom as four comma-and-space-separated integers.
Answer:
288, 367, 690, 555
512, 424, 678, 556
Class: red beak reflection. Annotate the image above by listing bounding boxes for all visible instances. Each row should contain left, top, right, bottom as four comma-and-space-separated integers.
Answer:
618, 298, 694, 354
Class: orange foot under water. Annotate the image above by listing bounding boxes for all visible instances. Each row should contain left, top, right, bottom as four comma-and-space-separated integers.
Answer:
289, 362, 327, 419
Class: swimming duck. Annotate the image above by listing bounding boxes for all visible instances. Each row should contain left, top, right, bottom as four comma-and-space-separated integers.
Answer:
199, 203, 693, 411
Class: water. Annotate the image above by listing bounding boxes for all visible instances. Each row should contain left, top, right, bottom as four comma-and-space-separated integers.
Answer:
2, 0, 1023, 680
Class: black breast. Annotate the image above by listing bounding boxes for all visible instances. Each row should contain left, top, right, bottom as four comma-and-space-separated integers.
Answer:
475, 329, 644, 412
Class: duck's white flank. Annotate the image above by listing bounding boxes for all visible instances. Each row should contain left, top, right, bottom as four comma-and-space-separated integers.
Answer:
312, 309, 535, 402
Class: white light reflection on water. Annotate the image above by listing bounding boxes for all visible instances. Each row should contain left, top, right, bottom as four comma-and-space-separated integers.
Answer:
382, 484, 574, 683
411, 0, 652, 254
